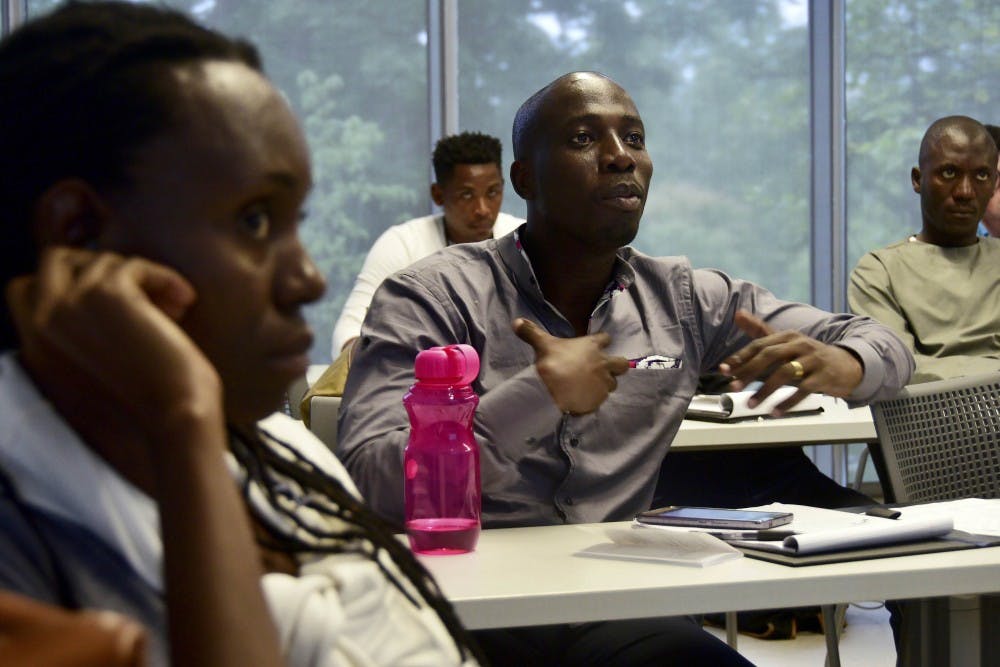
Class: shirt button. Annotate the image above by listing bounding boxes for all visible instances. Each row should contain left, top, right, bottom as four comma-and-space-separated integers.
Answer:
569, 437, 580, 447
565, 497, 574, 505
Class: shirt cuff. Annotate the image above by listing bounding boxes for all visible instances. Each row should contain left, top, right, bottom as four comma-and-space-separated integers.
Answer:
835, 340, 884, 405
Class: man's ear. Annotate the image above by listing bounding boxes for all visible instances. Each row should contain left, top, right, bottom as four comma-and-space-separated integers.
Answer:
430, 182, 445, 207
32, 180, 109, 249
510, 160, 535, 200
911, 167, 922, 194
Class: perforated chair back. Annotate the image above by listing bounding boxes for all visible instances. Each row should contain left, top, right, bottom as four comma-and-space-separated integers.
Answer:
871, 372, 1000, 503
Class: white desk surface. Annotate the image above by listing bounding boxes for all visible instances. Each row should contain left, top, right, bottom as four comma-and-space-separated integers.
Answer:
670, 400, 876, 450
418, 521, 1000, 630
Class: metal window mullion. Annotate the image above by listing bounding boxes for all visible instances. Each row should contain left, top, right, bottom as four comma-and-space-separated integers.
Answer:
810, 0, 849, 484
426, 0, 458, 211
810, 0, 846, 314
3, 0, 28, 35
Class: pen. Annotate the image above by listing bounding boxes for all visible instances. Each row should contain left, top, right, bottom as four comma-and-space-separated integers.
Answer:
707, 529, 797, 542
865, 506, 901, 520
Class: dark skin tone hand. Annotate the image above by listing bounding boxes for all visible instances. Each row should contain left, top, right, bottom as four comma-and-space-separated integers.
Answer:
513, 310, 863, 418
6, 247, 218, 431
514, 317, 630, 415
6, 247, 286, 667
0, 591, 146, 666
719, 310, 864, 415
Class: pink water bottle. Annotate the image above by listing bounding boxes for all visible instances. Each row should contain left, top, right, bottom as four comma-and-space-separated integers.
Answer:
403, 344, 481, 555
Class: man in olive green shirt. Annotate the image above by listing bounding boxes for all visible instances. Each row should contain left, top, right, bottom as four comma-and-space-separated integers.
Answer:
849, 115, 1000, 383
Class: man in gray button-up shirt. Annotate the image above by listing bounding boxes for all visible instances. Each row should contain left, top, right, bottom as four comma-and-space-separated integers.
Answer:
337, 71, 914, 529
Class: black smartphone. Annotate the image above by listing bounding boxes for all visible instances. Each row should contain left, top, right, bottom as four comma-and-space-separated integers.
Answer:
636, 506, 794, 530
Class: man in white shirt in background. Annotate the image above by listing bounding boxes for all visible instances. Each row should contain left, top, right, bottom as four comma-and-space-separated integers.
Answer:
331, 132, 522, 356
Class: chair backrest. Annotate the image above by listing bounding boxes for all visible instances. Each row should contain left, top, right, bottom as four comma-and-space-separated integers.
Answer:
309, 395, 342, 450
872, 372, 1000, 503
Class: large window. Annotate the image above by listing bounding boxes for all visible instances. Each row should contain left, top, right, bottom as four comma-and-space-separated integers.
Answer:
845, 0, 1000, 270
18, 0, 1000, 370
459, 1, 813, 301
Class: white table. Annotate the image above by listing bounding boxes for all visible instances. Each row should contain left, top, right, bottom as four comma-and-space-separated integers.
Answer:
671, 400, 876, 451
419, 521, 1000, 665
308, 395, 879, 490
308, 395, 876, 453
670, 400, 878, 490
418, 521, 995, 629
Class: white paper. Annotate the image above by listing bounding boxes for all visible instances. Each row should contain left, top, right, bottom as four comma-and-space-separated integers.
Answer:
575, 525, 743, 567
726, 503, 953, 555
892, 498, 1000, 537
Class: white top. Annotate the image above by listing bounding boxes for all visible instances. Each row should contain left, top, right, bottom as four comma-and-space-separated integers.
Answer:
0, 353, 474, 667
331, 212, 522, 355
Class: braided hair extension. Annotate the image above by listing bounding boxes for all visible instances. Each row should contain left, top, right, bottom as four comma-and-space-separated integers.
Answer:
228, 427, 487, 666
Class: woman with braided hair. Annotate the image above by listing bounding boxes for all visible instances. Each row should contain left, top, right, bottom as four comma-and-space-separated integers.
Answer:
0, 2, 482, 665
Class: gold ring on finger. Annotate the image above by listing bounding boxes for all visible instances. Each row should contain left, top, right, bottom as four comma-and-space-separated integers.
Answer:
788, 359, 805, 380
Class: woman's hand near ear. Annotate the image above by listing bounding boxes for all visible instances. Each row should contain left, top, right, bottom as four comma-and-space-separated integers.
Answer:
5, 246, 221, 428
5, 247, 287, 667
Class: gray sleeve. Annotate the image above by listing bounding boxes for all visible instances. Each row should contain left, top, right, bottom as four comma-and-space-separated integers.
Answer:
692, 268, 914, 404
336, 270, 561, 523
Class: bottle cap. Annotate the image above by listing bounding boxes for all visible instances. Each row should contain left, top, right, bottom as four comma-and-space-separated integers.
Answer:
414, 344, 480, 385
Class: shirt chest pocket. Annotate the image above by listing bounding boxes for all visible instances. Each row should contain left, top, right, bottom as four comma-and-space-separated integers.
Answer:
606, 323, 696, 409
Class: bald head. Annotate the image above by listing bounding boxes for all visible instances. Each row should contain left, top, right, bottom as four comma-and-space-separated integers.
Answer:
508, 71, 651, 254
912, 115, 998, 246
918, 115, 997, 169
512, 71, 623, 161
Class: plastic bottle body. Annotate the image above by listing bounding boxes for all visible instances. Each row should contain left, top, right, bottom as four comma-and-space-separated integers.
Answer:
403, 384, 481, 554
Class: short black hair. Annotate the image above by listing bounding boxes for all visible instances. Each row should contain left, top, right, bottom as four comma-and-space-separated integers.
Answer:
431, 132, 502, 184
0, 0, 261, 349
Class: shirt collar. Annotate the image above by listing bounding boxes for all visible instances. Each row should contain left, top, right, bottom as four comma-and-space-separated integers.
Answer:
498, 228, 637, 320
0, 353, 163, 591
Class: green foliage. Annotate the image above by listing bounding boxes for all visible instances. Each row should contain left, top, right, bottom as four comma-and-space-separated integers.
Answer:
296, 68, 418, 356
845, 0, 1000, 269
190, 0, 430, 361
458, 0, 811, 300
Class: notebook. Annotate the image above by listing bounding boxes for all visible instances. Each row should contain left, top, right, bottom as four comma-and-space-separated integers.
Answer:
737, 532, 997, 566
686, 387, 827, 422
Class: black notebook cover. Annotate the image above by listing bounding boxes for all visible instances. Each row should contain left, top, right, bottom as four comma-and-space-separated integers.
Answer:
737, 531, 1000, 567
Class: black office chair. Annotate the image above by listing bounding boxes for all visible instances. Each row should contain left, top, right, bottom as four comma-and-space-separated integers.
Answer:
871, 372, 1000, 666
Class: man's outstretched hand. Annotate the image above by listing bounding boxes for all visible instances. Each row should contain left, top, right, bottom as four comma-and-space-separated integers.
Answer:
718, 310, 863, 415
514, 318, 629, 415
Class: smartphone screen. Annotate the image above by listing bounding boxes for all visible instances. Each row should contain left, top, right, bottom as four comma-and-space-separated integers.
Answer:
636, 506, 793, 529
